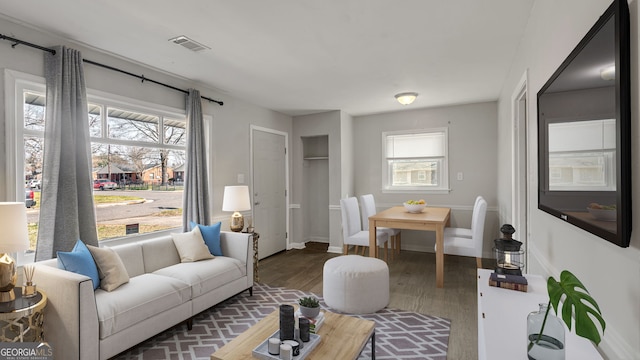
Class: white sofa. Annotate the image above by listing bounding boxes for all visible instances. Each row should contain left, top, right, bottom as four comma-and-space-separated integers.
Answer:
32, 231, 253, 360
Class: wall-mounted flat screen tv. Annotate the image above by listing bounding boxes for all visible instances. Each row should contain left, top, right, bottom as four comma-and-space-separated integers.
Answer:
537, 0, 631, 248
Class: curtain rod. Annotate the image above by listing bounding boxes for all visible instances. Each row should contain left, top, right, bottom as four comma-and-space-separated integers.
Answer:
0, 33, 223, 106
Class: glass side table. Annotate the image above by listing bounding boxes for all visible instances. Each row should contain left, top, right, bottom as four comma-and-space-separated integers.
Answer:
0, 287, 47, 342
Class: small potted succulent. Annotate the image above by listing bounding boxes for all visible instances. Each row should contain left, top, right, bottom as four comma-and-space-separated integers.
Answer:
298, 296, 320, 319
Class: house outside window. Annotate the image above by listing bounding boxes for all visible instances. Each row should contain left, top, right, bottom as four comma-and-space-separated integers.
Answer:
8, 70, 187, 262
382, 128, 449, 193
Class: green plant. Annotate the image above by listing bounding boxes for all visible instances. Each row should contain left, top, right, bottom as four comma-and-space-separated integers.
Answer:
298, 296, 320, 308
529, 270, 606, 350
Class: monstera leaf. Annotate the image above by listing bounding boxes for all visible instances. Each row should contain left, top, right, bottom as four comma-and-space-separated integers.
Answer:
547, 270, 606, 345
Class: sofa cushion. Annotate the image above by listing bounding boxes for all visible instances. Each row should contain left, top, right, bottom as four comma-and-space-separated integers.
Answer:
171, 227, 214, 262
87, 245, 129, 291
153, 257, 246, 298
141, 236, 181, 273
57, 240, 100, 290
190, 221, 223, 256
111, 242, 145, 277
95, 274, 191, 339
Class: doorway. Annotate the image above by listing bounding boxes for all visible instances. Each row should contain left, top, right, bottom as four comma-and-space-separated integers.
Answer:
512, 71, 529, 271
250, 126, 289, 259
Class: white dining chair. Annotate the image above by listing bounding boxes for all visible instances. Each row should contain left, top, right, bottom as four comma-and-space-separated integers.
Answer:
360, 194, 401, 259
340, 197, 389, 262
438, 195, 487, 268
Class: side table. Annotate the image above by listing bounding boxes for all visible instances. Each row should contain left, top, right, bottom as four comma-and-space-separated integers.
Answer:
243, 231, 260, 283
0, 287, 47, 342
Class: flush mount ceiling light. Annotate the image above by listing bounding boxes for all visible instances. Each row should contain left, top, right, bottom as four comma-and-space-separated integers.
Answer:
169, 35, 210, 52
395, 92, 418, 105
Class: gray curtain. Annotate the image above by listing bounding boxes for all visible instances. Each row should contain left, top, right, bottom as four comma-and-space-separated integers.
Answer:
182, 89, 210, 230
36, 46, 98, 260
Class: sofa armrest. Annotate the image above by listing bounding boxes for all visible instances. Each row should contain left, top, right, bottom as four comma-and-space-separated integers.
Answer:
32, 261, 99, 360
220, 231, 253, 283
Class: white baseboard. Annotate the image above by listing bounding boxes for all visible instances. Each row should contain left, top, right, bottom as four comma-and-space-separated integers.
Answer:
287, 242, 306, 250
306, 237, 329, 243
327, 246, 342, 254
399, 244, 433, 253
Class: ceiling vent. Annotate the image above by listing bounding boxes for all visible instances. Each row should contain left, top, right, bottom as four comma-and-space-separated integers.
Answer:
169, 35, 210, 52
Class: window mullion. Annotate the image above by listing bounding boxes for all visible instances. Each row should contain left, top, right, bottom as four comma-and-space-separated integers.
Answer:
159, 115, 165, 144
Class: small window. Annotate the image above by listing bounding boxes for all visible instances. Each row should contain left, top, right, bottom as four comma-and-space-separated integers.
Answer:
164, 118, 187, 146
108, 107, 159, 143
382, 128, 449, 193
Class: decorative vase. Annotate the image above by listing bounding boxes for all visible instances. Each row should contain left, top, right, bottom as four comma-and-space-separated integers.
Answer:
527, 303, 565, 360
299, 305, 320, 319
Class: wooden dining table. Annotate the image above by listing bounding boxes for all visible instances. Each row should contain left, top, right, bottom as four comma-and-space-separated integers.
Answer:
368, 206, 451, 288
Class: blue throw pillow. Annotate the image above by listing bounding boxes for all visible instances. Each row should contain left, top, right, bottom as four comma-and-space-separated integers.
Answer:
190, 221, 223, 256
57, 239, 100, 290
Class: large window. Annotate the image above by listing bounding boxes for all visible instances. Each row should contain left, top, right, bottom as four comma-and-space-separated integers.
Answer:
382, 128, 449, 193
10, 71, 186, 261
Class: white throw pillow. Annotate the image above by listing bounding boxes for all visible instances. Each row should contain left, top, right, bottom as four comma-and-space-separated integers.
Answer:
172, 226, 215, 262
87, 245, 130, 291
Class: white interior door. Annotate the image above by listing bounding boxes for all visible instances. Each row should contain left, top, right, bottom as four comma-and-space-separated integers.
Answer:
251, 126, 288, 259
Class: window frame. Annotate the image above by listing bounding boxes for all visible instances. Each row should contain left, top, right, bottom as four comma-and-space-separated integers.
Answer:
381, 128, 450, 194
5, 69, 197, 264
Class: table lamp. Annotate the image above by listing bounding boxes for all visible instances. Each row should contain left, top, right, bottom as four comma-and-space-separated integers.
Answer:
222, 186, 251, 232
0, 202, 30, 302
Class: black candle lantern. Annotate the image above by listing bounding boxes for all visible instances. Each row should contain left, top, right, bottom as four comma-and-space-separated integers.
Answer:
494, 224, 524, 276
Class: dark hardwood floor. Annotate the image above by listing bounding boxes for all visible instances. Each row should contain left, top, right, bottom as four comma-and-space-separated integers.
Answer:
259, 242, 485, 360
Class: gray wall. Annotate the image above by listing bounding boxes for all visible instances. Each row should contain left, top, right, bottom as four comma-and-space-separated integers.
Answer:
496, 0, 640, 358
0, 16, 292, 226
353, 101, 500, 257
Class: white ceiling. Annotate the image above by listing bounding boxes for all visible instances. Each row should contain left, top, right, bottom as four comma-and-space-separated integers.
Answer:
0, 0, 535, 116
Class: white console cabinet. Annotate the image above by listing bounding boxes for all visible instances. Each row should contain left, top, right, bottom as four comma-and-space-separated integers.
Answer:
477, 268, 603, 359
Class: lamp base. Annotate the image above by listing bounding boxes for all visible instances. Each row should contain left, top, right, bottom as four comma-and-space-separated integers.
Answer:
0, 252, 17, 303
0, 290, 15, 302
230, 212, 244, 232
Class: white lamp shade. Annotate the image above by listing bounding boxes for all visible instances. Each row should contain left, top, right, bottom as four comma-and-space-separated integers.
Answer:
222, 186, 251, 212
0, 202, 30, 253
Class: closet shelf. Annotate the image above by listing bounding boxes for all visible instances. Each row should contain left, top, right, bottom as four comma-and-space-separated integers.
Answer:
303, 156, 329, 160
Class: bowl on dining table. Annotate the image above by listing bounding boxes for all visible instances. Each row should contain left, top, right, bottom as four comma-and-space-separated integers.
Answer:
403, 202, 426, 213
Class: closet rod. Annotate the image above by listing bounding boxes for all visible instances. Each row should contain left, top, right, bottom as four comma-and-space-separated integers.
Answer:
1, 33, 223, 106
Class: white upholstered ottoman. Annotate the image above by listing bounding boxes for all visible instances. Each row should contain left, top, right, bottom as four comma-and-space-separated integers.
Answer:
322, 255, 389, 314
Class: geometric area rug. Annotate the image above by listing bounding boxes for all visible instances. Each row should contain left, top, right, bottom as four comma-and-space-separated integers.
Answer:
112, 284, 451, 360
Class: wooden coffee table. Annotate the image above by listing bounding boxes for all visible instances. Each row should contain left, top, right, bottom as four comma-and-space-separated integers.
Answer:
211, 308, 375, 360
